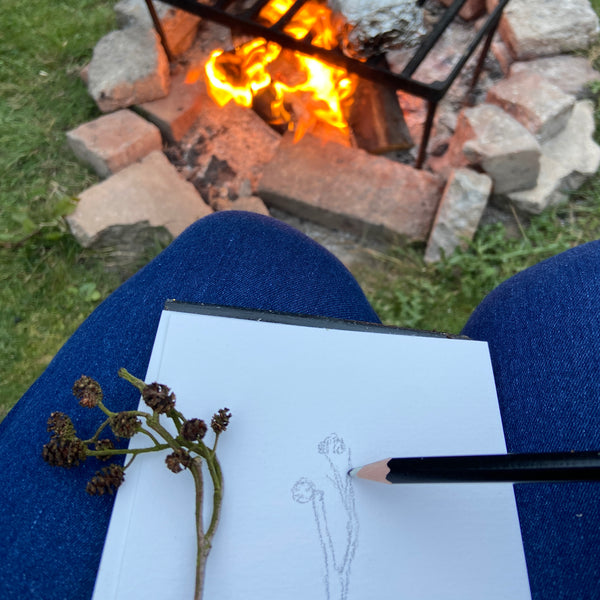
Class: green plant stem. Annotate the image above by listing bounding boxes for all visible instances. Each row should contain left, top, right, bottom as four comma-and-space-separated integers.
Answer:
115, 368, 225, 599
179, 437, 211, 461
118, 368, 147, 392
188, 451, 224, 600
170, 409, 184, 433
85, 443, 171, 458
123, 454, 138, 470
138, 426, 161, 446
96, 400, 116, 419
205, 453, 224, 542
84, 418, 110, 444
145, 414, 184, 451
189, 456, 207, 600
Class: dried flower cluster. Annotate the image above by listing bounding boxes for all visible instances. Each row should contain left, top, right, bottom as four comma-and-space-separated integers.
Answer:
42, 428, 87, 468
142, 382, 176, 414
109, 411, 141, 439
182, 418, 208, 442
41, 369, 231, 600
166, 448, 193, 473
86, 464, 125, 495
72, 375, 103, 408
211, 408, 232, 434
42, 412, 86, 467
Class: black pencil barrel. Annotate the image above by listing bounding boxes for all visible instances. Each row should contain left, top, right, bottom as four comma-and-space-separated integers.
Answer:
385, 451, 600, 484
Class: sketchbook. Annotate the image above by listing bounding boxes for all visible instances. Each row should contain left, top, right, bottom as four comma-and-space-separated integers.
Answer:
92, 302, 531, 600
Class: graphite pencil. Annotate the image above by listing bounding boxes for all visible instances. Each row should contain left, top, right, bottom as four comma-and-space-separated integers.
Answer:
349, 451, 600, 484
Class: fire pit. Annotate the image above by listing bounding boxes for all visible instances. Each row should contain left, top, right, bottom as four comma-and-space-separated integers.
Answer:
146, 0, 511, 167
66, 0, 600, 268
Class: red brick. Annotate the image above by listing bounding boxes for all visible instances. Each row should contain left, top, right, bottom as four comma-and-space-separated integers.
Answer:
67, 110, 162, 177
258, 133, 443, 242
67, 151, 212, 248
136, 70, 205, 143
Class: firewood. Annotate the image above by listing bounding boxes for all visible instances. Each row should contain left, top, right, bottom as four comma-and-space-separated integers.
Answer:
346, 57, 414, 153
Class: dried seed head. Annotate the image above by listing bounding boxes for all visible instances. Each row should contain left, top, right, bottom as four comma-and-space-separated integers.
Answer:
181, 418, 208, 442
94, 438, 115, 461
42, 436, 87, 468
142, 383, 176, 414
211, 408, 232, 434
109, 412, 141, 439
86, 464, 125, 495
72, 375, 103, 408
46, 411, 76, 439
165, 449, 193, 473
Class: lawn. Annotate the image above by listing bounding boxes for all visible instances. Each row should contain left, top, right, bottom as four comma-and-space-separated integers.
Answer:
1, 0, 126, 414
2, 0, 600, 417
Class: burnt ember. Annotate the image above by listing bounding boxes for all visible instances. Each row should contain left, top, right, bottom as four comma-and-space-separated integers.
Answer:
193, 156, 237, 206
163, 144, 187, 167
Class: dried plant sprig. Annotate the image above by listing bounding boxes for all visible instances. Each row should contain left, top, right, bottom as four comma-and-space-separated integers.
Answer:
41, 370, 231, 600
72, 375, 103, 408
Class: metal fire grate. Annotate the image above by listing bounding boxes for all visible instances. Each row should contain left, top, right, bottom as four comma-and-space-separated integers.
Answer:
145, 0, 511, 167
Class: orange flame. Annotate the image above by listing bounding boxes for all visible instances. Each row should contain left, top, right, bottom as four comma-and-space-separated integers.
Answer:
200, 0, 356, 140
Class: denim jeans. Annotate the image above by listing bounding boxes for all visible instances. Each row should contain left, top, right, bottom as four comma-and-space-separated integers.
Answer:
0, 211, 598, 599
463, 240, 600, 599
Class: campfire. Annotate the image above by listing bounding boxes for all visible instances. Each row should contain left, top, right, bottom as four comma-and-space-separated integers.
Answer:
145, 0, 513, 166
192, 0, 357, 141
67, 0, 600, 268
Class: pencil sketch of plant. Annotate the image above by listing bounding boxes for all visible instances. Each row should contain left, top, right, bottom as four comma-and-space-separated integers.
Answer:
291, 433, 358, 599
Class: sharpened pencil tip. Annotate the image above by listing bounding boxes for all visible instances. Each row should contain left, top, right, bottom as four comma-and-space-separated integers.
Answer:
347, 467, 360, 477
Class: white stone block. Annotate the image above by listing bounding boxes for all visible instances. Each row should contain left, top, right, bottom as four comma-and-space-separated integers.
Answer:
88, 28, 170, 112
486, 71, 575, 142
425, 168, 492, 263
446, 104, 541, 194
508, 100, 600, 213
488, 0, 600, 59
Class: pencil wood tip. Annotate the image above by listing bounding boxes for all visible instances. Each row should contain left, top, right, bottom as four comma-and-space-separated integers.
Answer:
348, 460, 392, 484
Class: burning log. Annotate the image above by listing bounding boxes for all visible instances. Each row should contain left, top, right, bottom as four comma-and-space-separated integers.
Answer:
205, 26, 357, 142
346, 56, 413, 153
199, 0, 416, 149
330, 0, 427, 57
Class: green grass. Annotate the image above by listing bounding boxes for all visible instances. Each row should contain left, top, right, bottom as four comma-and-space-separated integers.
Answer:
2, 0, 600, 419
0, 0, 123, 411
0, 1, 116, 219
355, 186, 600, 333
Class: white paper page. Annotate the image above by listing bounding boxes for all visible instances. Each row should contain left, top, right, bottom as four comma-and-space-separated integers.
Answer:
93, 308, 531, 600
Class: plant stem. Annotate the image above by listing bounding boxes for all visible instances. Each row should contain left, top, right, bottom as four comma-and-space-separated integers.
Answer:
118, 368, 147, 392
83, 418, 110, 444
145, 415, 183, 451
189, 457, 207, 600
138, 427, 161, 446
170, 409, 184, 433
85, 444, 171, 458
186, 452, 224, 599
205, 454, 223, 542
